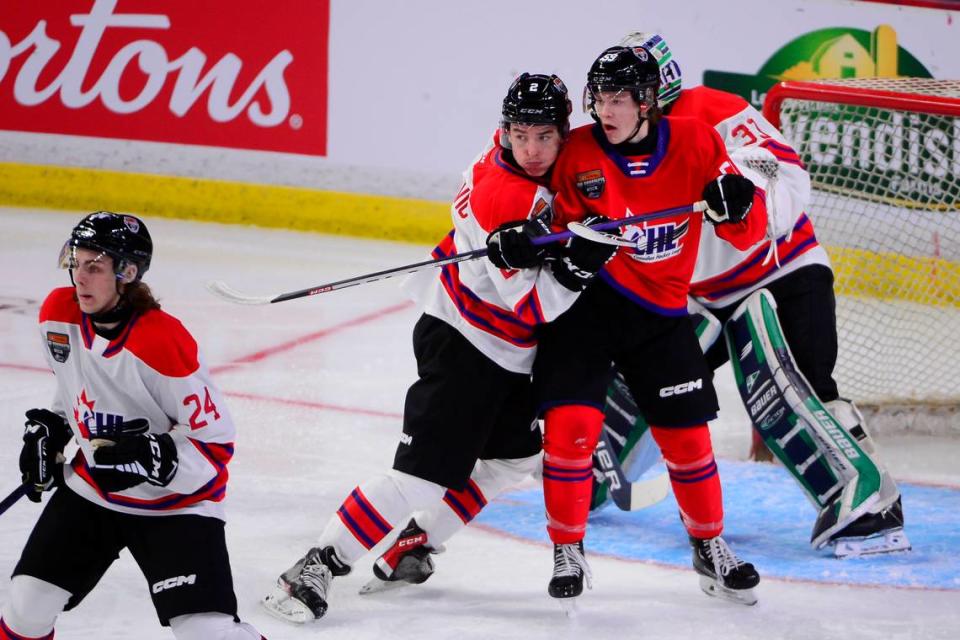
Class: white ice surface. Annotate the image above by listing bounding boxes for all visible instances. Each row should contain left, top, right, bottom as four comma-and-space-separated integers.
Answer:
1, 208, 958, 639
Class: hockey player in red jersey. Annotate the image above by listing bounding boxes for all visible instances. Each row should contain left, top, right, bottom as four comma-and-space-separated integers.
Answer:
597, 32, 907, 558
491, 45, 767, 607
1, 213, 265, 640
261, 74, 587, 624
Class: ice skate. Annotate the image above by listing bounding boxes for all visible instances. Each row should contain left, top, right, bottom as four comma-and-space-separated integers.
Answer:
829, 497, 911, 558
548, 541, 593, 617
262, 546, 350, 623
360, 518, 436, 595
690, 536, 759, 606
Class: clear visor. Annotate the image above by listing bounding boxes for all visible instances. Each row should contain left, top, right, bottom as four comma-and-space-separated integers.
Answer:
582, 85, 655, 114
58, 242, 116, 276
583, 85, 628, 113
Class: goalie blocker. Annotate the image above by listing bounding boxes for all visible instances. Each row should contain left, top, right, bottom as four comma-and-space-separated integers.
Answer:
724, 289, 908, 555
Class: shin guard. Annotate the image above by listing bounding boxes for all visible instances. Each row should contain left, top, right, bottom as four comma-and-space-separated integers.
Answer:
543, 405, 604, 544
651, 425, 723, 538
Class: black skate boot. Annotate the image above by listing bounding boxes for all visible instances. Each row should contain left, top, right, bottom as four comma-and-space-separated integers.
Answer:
548, 541, 592, 615
360, 518, 436, 595
690, 535, 759, 606
827, 496, 911, 558
262, 546, 351, 624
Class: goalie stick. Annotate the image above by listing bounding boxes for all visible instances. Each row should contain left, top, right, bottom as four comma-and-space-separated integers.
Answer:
207, 200, 708, 305
598, 429, 670, 511
0, 483, 29, 516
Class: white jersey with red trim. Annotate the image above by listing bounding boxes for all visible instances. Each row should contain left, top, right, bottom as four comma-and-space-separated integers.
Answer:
402, 132, 579, 374
39, 287, 234, 520
676, 86, 831, 308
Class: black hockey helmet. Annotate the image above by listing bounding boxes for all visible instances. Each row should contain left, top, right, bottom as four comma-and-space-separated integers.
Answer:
584, 45, 661, 121
59, 211, 153, 281
501, 73, 572, 137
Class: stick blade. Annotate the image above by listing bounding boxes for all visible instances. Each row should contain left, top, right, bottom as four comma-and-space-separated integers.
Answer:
610, 472, 670, 511
205, 280, 274, 305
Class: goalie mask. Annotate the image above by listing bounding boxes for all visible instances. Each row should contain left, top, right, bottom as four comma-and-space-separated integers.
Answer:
500, 72, 572, 148
617, 32, 683, 109
583, 45, 661, 123
59, 211, 153, 283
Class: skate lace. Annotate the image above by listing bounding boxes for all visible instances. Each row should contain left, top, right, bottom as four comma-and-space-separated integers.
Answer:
554, 544, 594, 590
707, 538, 745, 578
299, 556, 332, 598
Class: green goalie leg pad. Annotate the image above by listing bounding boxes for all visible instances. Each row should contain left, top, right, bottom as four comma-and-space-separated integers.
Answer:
724, 290, 884, 548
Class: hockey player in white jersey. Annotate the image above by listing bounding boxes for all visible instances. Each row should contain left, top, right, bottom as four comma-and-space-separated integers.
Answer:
605, 31, 907, 558
261, 73, 604, 623
1, 212, 265, 640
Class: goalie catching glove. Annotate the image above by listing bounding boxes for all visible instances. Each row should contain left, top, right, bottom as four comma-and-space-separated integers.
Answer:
19, 408, 73, 502
550, 215, 619, 291
91, 418, 179, 490
702, 174, 755, 224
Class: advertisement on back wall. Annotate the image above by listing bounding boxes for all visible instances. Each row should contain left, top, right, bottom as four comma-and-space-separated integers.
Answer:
0, 0, 329, 155
0, 0, 958, 205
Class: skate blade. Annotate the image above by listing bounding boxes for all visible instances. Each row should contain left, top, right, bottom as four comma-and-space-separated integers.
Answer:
553, 595, 580, 618
698, 575, 758, 606
358, 576, 411, 595
833, 529, 912, 559
261, 585, 316, 624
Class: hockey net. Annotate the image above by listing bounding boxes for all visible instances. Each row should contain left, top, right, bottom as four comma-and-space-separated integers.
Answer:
764, 78, 960, 434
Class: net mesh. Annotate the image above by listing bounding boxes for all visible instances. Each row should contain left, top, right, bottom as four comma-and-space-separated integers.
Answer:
775, 78, 960, 408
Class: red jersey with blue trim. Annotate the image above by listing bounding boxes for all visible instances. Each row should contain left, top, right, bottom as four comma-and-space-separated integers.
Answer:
550, 118, 766, 316
39, 287, 234, 520
673, 86, 830, 308
403, 132, 578, 373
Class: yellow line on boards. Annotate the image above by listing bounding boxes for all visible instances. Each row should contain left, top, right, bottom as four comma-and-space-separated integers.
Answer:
0, 162, 452, 245
2, 162, 957, 306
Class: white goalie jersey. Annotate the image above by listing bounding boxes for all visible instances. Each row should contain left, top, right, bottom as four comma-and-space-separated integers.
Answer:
403, 132, 579, 373
39, 287, 234, 520
675, 86, 832, 309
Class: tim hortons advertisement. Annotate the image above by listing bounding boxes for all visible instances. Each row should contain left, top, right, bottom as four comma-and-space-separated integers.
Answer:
0, 0, 329, 155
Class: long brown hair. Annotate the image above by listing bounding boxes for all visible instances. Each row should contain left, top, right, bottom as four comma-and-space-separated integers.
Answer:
124, 281, 161, 313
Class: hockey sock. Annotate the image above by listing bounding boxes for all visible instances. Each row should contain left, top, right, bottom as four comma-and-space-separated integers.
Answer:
0, 576, 67, 640
441, 454, 540, 527
319, 470, 445, 565
543, 405, 604, 544
0, 619, 53, 640
650, 424, 723, 538
442, 479, 488, 526
169, 612, 263, 640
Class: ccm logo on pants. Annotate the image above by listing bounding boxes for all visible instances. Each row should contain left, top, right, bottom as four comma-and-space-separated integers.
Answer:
659, 379, 703, 398
152, 574, 197, 593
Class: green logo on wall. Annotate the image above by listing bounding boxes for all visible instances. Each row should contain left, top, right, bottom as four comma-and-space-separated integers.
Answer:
704, 25, 933, 109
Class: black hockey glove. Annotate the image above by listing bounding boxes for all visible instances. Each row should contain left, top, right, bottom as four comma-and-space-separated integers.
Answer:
486, 215, 552, 270
19, 409, 73, 502
702, 174, 755, 224
549, 215, 619, 292
91, 419, 179, 489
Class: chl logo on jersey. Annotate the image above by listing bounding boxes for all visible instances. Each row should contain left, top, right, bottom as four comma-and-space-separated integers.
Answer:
46, 331, 70, 363
623, 219, 689, 263
72, 388, 125, 439
575, 169, 605, 199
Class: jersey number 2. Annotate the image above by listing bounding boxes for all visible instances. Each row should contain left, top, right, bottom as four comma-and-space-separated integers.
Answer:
183, 387, 221, 430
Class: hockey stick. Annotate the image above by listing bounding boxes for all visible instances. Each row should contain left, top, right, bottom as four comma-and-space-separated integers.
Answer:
206, 200, 709, 305
599, 430, 670, 511
0, 483, 29, 516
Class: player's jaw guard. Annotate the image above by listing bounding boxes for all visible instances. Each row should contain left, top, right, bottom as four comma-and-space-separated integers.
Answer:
724, 290, 906, 554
